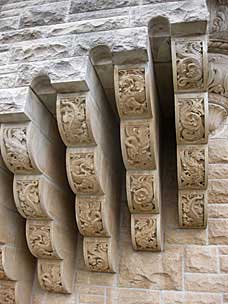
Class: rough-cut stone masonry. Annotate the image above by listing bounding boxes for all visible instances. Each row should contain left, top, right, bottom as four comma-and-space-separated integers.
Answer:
0, 0, 228, 303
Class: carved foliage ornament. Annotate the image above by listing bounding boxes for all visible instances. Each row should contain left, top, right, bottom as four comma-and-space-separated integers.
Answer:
68, 152, 101, 194
180, 191, 206, 228
2, 127, 34, 173
77, 197, 107, 237
84, 239, 111, 272
38, 261, 66, 293
116, 67, 149, 117
58, 95, 93, 146
0, 247, 7, 280
127, 173, 158, 213
208, 60, 228, 98
132, 215, 158, 251
173, 39, 204, 91
178, 146, 207, 189
27, 221, 57, 258
123, 122, 155, 169
0, 281, 15, 304
15, 179, 45, 219
177, 97, 206, 143
209, 103, 227, 136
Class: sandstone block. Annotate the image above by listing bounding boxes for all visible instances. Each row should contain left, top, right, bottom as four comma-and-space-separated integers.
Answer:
184, 246, 218, 273
220, 255, 228, 272
208, 220, 228, 245
208, 204, 228, 218
209, 138, 228, 164
0, 17, 19, 32
163, 291, 222, 304
219, 247, 228, 255
208, 179, 228, 203
166, 228, 207, 245
185, 273, 228, 292
208, 164, 228, 179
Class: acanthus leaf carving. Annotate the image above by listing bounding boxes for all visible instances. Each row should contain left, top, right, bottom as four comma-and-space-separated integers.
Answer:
2, 126, 34, 173
127, 172, 158, 213
122, 121, 155, 170
84, 239, 112, 272
179, 190, 207, 228
76, 197, 107, 237
132, 214, 159, 251
57, 95, 94, 146
178, 146, 207, 189
68, 152, 102, 195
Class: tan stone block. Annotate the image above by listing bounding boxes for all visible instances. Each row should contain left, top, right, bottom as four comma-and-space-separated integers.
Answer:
119, 245, 182, 290
209, 138, 228, 164
185, 273, 228, 292
220, 255, 228, 272
184, 246, 218, 273
163, 291, 222, 304
208, 164, 228, 179
208, 179, 228, 203
219, 247, 228, 255
208, 204, 228, 218
79, 294, 105, 304
166, 228, 207, 245
77, 285, 105, 296
224, 293, 228, 303
208, 220, 228, 245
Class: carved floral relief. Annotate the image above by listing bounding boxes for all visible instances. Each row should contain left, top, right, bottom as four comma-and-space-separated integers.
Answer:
173, 39, 205, 91
57, 95, 93, 146
68, 152, 101, 194
122, 121, 155, 169
176, 96, 207, 143
76, 197, 107, 237
132, 215, 159, 251
178, 146, 207, 189
127, 173, 158, 213
84, 239, 112, 272
38, 261, 66, 293
2, 126, 34, 173
179, 191, 206, 228
116, 67, 150, 117
0, 281, 15, 304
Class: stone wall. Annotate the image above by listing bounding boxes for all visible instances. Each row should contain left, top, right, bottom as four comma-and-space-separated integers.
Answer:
0, 0, 227, 303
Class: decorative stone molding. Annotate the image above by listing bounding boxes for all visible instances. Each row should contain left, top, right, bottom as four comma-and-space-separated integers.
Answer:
0, 88, 76, 293
171, 36, 208, 228
57, 67, 120, 272
114, 63, 162, 251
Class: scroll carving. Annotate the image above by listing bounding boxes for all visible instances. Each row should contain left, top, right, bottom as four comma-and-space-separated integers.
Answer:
122, 121, 155, 170
68, 152, 102, 195
57, 95, 93, 146
2, 126, 34, 173
38, 261, 67, 293
179, 191, 207, 228
84, 239, 112, 272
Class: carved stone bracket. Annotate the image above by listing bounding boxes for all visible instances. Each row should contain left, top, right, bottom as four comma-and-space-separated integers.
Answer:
171, 36, 208, 228
0, 88, 76, 293
114, 63, 162, 251
57, 83, 120, 272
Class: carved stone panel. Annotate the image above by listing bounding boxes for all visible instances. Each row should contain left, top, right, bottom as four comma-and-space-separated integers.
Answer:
126, 171, 159, 213
1, 125, 35, 174
179, 190, 207, 228
114, 65, 152, 118
66, 151, 102, 195
171, 37, 207, 92
177, 145, 208, 190
0, 281, 15, 304
83, 238, 114, 273
26, 220, 59, 259
0, 247, 7, 280
175, 93, 208, 144
121, 120, 155, 170
38, 260, 68, 293
131, 214, 161, 251
57, 94, 94, 147
76, 196, 109, 237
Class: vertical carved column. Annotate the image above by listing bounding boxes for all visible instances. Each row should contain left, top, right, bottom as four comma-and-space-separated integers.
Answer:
56, 66, 121, 272
114, 64, 162, 251
0, 88, 76, 293
171, 37, 208, 228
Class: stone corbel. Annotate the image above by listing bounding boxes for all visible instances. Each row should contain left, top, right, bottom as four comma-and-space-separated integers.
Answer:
171, 35, 209, 228
114, 63, 162, 251
56, 60, 121, 272
0, 88, 76, 293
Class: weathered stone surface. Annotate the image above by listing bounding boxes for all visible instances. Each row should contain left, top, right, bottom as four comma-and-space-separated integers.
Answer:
208, 179, 228, 203
0, 17, 19, 32
208, 204, 228, 218
185, 273, 228, 292
220, 247, 228, 255
166, 228, 207, 245
208, 220, 228, 245
209, 139, 228, 164
19, 2, 67, 28
119, 246, 182, 290
209, 164, 228, 179
184, 246, 218, 273
163, 291, 222, 304
220, 255, 228, 273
